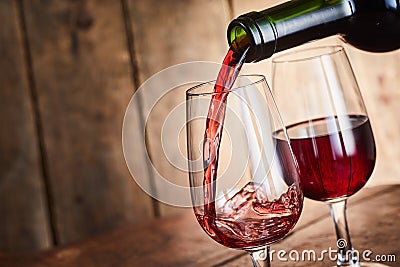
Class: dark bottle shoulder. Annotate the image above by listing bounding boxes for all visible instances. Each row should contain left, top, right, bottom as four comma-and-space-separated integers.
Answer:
353, 0, 400, 13
342, 2, 400, 52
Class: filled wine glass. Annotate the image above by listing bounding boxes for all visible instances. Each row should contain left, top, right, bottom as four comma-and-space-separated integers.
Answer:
272, 45, 385, 266
186, 75, 303, 266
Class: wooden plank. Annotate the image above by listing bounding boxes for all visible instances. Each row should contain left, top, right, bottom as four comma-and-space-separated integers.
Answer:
293, 185, 394, 232
1, 185, 397, 266
127, 0, 231, 215
129, 0, 229, 82
232, 0, 285, 14
0, 0, 51, 252
22, 0, 153, 245
0, 212, 242, 267
223, 185, 400, 266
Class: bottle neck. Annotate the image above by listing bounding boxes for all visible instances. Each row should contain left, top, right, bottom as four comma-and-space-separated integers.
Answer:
228, 12, 277, 62
228, 0, 355, 62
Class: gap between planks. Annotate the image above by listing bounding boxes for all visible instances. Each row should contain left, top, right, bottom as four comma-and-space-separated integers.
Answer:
15, 0, 57, 246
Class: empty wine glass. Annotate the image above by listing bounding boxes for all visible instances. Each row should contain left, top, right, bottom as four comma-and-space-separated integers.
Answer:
272, 45, 386, 266
186, 75, 303, 266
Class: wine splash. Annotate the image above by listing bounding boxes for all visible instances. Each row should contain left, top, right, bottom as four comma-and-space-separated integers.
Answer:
195, 45, 302, 249
201, 46, 249, 235
195, 182, 301, 248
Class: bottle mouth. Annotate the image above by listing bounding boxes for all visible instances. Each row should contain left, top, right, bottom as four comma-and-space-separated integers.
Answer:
227, 19, 259, 62
227, 12, 277, 62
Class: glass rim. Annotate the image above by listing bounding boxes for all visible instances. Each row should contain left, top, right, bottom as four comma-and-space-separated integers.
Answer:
272, 45, 345, 64
185, 74, 266, 97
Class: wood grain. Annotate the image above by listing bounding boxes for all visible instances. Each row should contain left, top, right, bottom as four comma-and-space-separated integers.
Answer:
0, 0, 397, 254
223, 185, 400, 266
293, 185, 395, 232
127, 0, 230, 215
21, 0, 153, 245
0, 185, 398, 266
0, 212, 242, 267
0, 0, 51, 252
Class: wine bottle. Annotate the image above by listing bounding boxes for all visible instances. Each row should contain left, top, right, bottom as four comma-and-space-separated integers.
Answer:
227, 0, 400, 62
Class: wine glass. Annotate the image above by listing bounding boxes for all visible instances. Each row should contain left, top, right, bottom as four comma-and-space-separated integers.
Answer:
186, 74, 303, 266
272, 46, 385, 266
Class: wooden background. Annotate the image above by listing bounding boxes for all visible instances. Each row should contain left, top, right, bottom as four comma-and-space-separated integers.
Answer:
0, 0, 399, 254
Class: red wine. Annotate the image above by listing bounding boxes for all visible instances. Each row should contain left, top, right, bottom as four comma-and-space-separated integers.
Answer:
195, 182, 301, 248
274, 115, 376, 201
196, 46, 303, 249
201, 46, 248, 235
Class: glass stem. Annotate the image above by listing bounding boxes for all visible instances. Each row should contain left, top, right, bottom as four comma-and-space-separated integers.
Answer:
248, 246, 271, 267
329, 200, 360, 267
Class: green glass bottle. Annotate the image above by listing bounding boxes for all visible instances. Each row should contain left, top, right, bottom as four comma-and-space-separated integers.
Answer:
227, 0, 400, 62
